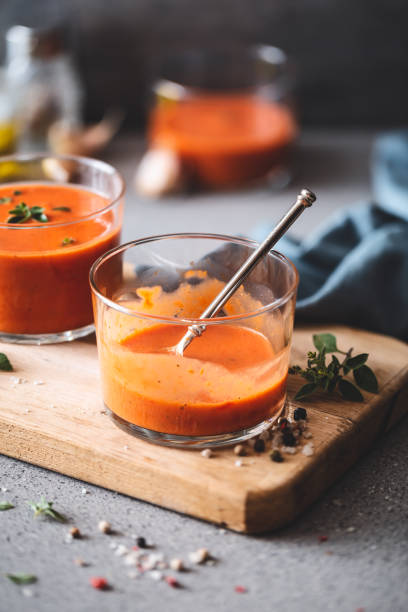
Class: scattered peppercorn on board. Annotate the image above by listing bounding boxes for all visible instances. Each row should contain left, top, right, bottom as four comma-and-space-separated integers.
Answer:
0, 325, 407, 534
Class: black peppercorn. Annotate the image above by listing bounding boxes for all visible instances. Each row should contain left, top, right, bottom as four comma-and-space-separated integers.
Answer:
270, 450, 284, 463
278, 418, 289, 430
254, 438, 265, 453
136, 536, 147, 548
282, 431, 296, 447
293, 407, 307, 421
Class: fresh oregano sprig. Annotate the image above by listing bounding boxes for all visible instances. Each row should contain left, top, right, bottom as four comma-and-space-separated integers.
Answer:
289, 333, 378, 402
7, 202, 48, 224
28, 497, 66, 522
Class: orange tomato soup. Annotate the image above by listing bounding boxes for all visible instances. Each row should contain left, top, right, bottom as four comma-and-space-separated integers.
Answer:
0, 183, 122, 335
149, 94, 297, 188
97, 277, 288, 436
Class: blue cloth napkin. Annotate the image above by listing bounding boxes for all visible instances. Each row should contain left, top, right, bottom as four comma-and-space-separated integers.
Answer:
252, 131, 408, 341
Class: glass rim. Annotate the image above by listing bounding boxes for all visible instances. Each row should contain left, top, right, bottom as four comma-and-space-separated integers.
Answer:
89, 232, 299, 325
0, 152, 125, 230
152, 44, 290, 99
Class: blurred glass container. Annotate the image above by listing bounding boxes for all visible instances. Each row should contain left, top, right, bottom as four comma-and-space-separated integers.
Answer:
0, 70, 17, 154
5, 23, 83, 151
148, 45, 297, 190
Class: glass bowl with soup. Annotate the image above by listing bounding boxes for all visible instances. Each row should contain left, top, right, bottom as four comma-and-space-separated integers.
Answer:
148, 45, 297, 189
0, 154, 124, 344
90, 233, 298, 448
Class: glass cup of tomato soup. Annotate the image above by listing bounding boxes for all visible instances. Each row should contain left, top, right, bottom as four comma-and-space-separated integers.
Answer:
90, 234, 298, 448
0, 154, 124, 344
148, 45, 297, 189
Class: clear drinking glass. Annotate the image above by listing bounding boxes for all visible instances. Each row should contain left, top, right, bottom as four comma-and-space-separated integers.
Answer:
90, 233, 298, 448
0, 153, 124, 344
148, 45, 297, 189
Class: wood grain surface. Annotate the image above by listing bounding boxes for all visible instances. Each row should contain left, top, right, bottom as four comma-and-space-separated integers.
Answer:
0, 325, 407, 533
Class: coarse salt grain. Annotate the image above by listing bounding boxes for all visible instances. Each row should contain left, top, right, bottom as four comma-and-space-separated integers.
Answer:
302, 443, 314, 457
123, 445, 129, 450
81, 488, 89, 495
127, 570, 141, 579
149, 570, 163, 581
346, 526, 356, 533
22, 587, 34, 597
123, 552, 140, 566
235, 459, 243, 467
303, 431, 313, 439
33, 380, 45, 385
281, 446, 297, 455
1, 487, 8, 492
115, 544, 129, 557
201, 449, 212, 458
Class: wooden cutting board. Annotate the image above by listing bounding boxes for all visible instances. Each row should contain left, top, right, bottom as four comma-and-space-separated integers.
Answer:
0, 325, 407, 533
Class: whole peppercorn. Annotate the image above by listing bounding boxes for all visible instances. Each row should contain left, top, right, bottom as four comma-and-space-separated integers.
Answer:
282, 430, 297, 447
90, 577, 109, 590
270, 450, 284, 463
254, 438, 265, 453
136, 536, 147, 548
294, 407, 307, 421
278, 418, 289, 431
98, 520, 112, 534
70, 526, 81, 539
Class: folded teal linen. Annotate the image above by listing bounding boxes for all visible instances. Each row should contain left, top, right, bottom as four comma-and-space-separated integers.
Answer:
252, 131, 408, 341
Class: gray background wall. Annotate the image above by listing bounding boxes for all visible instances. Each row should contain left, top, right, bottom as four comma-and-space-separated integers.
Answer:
1, 0, 407, 128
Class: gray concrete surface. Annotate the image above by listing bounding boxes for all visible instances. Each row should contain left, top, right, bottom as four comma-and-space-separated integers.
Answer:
1, 131, 408, 612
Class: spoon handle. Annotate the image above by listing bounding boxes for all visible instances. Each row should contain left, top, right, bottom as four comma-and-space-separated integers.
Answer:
175, 188, 316, 356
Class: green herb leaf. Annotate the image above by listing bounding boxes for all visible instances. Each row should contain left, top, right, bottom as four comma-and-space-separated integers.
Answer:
0, 196, 12, 204
338, 379, 364, 402
0, 352, 13, 371
290, 334, 378, 402
7, 203, 49, 224
34, 213, 48, 223
295, 383, 318, 400
346, 353, 368, 370
61, 237, 75, 246
52, 206, 71, 212
29, 497, 66, 522
6, 573, 37, 585
313, 333, 338, 353
13, 190, 22, 195
0, 501, 14, 510
353, 365, 379, 393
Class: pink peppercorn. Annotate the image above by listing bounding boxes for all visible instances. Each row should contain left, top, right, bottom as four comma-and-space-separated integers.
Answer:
318, 535, 328, 542
90, 577, 109, 590
165, 576, 181, 588
235, 585, 247, 593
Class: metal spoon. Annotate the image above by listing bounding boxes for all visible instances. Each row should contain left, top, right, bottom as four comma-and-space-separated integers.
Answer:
174, 188, 316, 356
